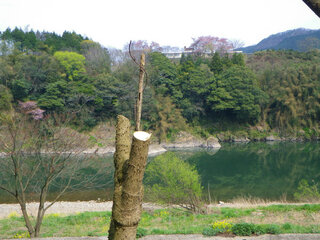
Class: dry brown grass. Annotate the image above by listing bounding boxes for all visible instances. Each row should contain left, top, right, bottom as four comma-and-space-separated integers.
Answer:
212, 195, 320, 208
89, 121, 116, 146
233, 210, 320, 226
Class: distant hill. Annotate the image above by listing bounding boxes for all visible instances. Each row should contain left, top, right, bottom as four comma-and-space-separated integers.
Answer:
238, 28, 320, 53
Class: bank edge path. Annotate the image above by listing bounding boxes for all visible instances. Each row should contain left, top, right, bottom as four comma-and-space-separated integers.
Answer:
4, 234, 320, 240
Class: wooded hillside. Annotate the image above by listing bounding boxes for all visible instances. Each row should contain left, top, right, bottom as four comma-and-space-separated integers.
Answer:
1, 28, 320, 140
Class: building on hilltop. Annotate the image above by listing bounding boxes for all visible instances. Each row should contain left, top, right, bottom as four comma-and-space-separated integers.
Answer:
161, 46, 242, 59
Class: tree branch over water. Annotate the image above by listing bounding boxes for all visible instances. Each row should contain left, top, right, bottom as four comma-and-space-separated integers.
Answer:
0, 105, 101, 237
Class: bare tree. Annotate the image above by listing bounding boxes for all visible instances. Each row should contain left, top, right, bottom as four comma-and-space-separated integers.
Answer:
108, 48, 128, 70
80, 40, 111, 75
0, 103, 93, 237
303, 0, 320, 18
230, 39, 245, 50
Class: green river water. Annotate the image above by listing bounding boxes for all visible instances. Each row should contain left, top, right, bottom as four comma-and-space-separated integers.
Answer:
0, 142, 319, 203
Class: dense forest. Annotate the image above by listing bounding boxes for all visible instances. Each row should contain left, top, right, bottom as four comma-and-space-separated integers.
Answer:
1, 28, 320, 141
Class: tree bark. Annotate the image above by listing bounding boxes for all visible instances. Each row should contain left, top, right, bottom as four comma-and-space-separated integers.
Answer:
19, 202, 35, 237
303, 0, 320, 18
135, 53, 145, 131
108, 115, 132, 240
108, 116, 151, 240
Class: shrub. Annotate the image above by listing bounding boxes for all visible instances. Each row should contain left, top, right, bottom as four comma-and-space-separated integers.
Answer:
212, 220, 232, 233
231, 223, 255, 236
265, 224, 280, 234
202, 220, 232, 236
13, 231, 30, 239
294, 179, 320, 202
136, 228, 147, 238
203, 222, 281, 237
144, 152, 203, 212
202, 227, 221, 236
254, 225, 267, 235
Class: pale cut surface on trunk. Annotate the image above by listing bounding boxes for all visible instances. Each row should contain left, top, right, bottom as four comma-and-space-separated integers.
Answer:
113, 131, 151, 240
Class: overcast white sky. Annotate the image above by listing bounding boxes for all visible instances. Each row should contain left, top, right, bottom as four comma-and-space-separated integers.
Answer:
0, 0, 319, 49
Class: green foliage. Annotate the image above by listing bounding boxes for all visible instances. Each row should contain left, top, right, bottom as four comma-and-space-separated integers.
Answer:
13, 231, 30, 239
202, 222, 281, 237
248, 50, 320, 131
38, 80, 68, 111
207, 66, 268, 122
2, 28, 320, 136
136, 228, 148, 238
231, 223, 256, 236
54, 51, 86, 81
212, 220, 232, 233
265, 224, 281, 234
11, 78, 31, 100
144, 152, 203, 211
294, 179, 320, 202
202, 227, 221, 236
151, 94, 187, 142
1, 206, 320, 238
209, 52, 223, 75
80, 40, 111, 75
0, 85, 13, 111
176, 58, 215, 120
149, 52, 179, 97
231, 52, 245, 66
202, 220, 232, 236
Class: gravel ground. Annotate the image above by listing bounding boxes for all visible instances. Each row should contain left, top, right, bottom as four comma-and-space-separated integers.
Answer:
1, 200, 313, 219
0, 201, 164, 219
3, 234, 320, 240
0, 201, 113, 219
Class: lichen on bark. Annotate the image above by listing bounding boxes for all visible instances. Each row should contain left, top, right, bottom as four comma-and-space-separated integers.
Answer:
108, 115, 151, 240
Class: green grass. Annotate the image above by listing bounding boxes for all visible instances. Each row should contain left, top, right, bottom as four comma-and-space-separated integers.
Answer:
1, 205, 320, 238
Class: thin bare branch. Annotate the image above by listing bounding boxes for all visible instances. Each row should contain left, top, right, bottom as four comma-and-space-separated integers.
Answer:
128, 41, 149, 91
44, 176, 73, 211
0, 185, 16, 197
24, 161, 41, 191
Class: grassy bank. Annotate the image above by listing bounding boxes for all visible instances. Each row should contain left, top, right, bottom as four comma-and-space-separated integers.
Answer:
2, 204, 320, 239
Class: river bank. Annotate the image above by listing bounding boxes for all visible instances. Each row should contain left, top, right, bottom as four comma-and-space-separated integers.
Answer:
83, 129, 320, 155
1, 200, 317, 219
1, 202, 320, 239
0, 201, 163, 219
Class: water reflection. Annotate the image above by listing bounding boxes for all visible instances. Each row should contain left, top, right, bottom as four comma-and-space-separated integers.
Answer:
1, 142, 319, 203
185, 142, 320, 201
0, 154, 115, 204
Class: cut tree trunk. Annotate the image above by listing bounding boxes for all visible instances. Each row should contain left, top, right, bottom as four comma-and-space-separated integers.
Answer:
109, 116, 151, 240
108, 115, 132, 240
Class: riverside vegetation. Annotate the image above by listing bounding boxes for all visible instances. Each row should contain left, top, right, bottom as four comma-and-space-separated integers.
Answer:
1, 28, 320, 238
1, 28, 320, 142
2, 152, 320, 238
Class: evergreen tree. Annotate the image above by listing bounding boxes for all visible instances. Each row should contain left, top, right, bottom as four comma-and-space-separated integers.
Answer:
207, 66, 267, 122
231, 52, 245, 66
209, 52, 223, 75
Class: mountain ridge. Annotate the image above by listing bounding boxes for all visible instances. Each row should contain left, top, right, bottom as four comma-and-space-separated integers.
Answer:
238, 28, 320, 53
